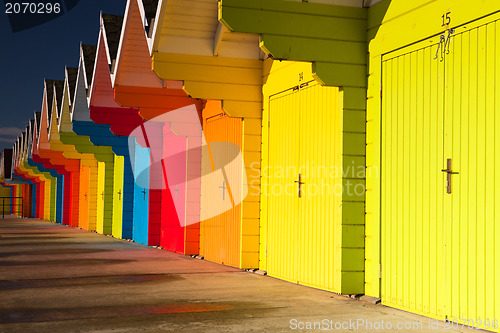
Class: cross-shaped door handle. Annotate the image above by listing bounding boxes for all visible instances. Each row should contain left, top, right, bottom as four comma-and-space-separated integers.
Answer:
141, 189, 146, 200
295, 173, 305, 198
118, 190, 122, 200
441, 158, 459, 194
219, 181, 227, 200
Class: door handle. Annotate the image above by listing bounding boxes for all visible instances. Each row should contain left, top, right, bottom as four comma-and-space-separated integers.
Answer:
441, 158, 458, 194
294, 173, 305, 198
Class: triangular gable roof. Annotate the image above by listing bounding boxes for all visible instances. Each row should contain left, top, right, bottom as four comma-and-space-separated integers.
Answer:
114, 0, 163, 88
24, 124, 31, 161
28, 119, 35, 158
12, 141, 16, 169
60, 66, 78, 130
13, 139, 18, 167
24, 124, 30, 158
34, 111, 41, 153
16, 137, 22, 167
18, 132, 23, 164
21, 131, 26, 163
47, 80, 64, 137
90, 14, 126, 108
72, 55, 91, 121
25, 124, 31, 159
149, 0, 263, 117
48, 90, 59, 142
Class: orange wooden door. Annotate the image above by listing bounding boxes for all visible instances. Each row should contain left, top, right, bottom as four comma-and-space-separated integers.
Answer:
200, 107, 243, 267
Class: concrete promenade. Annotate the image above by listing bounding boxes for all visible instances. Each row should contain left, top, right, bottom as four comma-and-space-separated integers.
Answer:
0, 216, 476, 332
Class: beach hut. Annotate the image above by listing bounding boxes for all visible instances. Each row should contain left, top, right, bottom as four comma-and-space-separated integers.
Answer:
83, 14, 148, 241
25, 120, 62, 221
60, 45, 122, 236
363, 0, 500, 326
48, 67, 99, 229
112, 0, 204, 252
149, 0, 262, 267
16, 130, 53, 219
218, 0, 367, 293
31, 80, 81, 225
85, 11, 153, 245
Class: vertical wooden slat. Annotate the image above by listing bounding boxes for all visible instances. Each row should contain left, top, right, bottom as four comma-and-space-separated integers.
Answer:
132, 139, 150, 246
381, 39, 446, 318
201, 104, 243, 268
79, 165, 89, 230
88, 166, 98, 231
96, 161, 105, 233
382, 16, 500, 329
266, 82, 341, 292
112, 155, 124, 239
484, 21, 496, 325
494, 19, 500, 331
476, 24, 487, 321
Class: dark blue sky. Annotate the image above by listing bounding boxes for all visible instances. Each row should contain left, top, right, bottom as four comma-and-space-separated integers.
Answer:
0, 0, 126, 152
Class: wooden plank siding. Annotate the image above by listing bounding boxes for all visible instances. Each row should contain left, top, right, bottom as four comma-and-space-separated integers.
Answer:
151, 0, 263, 268
219, 0, 367, 292
33, 80, 81, 226
48, 67, 100, 230
114, 0, 204, 250
67, 46, 120, 236
365, 0, 500, 306
86, 13, 151, 241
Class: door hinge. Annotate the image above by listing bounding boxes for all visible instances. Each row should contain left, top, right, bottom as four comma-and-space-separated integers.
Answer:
268, 117, 270, 127
379, 263, 382, 279
266, 246, 268, 257
380, 83, 383, 99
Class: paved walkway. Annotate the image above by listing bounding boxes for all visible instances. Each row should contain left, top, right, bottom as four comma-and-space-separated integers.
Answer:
0, 216, 477, 333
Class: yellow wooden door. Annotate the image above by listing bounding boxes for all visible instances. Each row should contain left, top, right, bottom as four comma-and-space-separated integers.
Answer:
267, 81, 340, 291
382, 14, 500, 329
96, 161, 105, 234
444, 19, 500, 328
381, 38, 447, 318
267, 85, 300, 284
112, 155, 124, 239
87, 165, 99, 231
